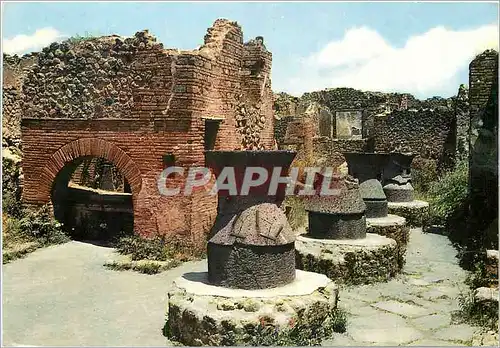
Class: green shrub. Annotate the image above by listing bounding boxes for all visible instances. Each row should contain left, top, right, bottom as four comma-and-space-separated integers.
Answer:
2, 191, 22, 218
426, 159, 469, 226
412, 158, 439, 194
115, 234, 206, 262
464, 258, 491, 289
456, 289, 498, 331
116, 235, 171, 261
18, 205, 70, 246
104, 259, 182, 275
2, 156, 23, 217
66, 31, 101, 44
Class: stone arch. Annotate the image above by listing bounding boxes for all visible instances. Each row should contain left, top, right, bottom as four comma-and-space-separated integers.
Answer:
39, 138, 142, 200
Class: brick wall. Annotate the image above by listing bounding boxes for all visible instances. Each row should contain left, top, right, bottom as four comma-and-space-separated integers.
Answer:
20, 19, 275, 249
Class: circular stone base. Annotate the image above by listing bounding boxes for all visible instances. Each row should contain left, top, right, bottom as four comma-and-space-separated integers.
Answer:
367, 214, 409, 269
387, 200, 430, 227
295, 233, 399, 285
166, 270, 340, 346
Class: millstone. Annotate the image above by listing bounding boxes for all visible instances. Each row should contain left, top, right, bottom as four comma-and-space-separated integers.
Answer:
205, 150, 297, 290
383, 175, 415, 202
305, 175, 367, 239
359, 179, 389, 218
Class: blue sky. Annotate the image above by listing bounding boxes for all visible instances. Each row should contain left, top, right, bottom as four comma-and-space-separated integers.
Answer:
2, 1, 499, 99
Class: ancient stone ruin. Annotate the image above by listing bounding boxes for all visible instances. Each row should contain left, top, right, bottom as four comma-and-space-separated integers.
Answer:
16, 19, 277, 248
342, 152, 412, 267
205, 150, 297, 289
359, 179, 388, 218
306, 173, 366, 239
295, 174, 400, 285
383, 154, 431, 227
343, 152, 429, 227
166, 149, 340, 345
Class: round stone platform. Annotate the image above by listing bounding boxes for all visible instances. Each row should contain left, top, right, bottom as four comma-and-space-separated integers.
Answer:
387, 200, 430, 227
166, 270, 340, 346
295, 233, 399, 285
367, 214, 409, 269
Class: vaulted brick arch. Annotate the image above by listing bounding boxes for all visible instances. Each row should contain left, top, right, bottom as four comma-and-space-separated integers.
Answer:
39, 138, 142, 200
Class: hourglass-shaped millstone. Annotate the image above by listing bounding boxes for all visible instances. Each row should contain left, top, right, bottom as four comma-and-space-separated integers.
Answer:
204, 150, 297, 290
305, 175, 367, 240
383, 175, 415, 202
343, 152, 391, 183
359, 179, 389, 218
384, 153, 415, 184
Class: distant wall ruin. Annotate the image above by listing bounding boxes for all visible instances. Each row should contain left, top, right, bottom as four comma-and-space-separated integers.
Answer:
274, 87, 459, 171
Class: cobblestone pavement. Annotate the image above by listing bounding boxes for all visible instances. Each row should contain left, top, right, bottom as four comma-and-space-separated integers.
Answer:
2, 229, 494, 346
322, 228, 487, 346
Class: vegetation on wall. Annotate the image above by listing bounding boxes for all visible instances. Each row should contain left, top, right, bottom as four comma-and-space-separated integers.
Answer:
2, 155, 69, 264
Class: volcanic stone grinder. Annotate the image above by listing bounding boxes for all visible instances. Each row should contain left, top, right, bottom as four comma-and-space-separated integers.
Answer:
359, 178, 389, 218
343, 152, 390, 218
165, 150, 341, 346
383, 154, 430, 227
205, 150, 297, 289
342, 152, 410, 269
295, 174, 400, 285
383, 174, 415, 202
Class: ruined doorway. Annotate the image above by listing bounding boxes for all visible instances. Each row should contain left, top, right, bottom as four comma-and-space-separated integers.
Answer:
204, 119, 220, 150
51, 156, 134, 243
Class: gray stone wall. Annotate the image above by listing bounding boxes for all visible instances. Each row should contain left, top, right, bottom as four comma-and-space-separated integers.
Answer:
454, 84, 470, 160
468, 49, 498, 249
2, 54, 37, 146
373, 108, 457, 171
273, 89, 456, 172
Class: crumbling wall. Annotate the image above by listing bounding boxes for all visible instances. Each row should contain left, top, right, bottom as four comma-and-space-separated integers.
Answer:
20, 19, 274, 248
2, 54, 37, 146
468, 49, 498, 249
313, 138, 370, 168
274, 89, 455, 171
373, 108, 456, 171
454, 84, 470, 160
300, 88, 451, 115
274, 116, 294, 147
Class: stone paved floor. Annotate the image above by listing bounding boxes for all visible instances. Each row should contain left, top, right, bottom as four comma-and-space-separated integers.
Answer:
2, 228, 490, 346
322, 228, 483, 346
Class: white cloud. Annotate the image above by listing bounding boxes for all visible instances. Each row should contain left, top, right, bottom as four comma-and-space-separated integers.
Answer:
284, 24, 499, 98
3, 28, 65, 55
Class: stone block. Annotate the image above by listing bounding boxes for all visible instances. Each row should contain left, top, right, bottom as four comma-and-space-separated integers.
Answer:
387, 200, 430, 227
166, 270, 340, 346
367, 214, 409, 269
295, 233, 400, 285
371, 300, 434, 318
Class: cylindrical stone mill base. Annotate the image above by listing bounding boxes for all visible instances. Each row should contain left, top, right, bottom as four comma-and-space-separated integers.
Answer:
387, 200, 430, 227
207, 243, 295, 290
366, 214, 409, 269
295, 233, 400, 285
364, 200, 389, 218
166, 270, 339, 346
